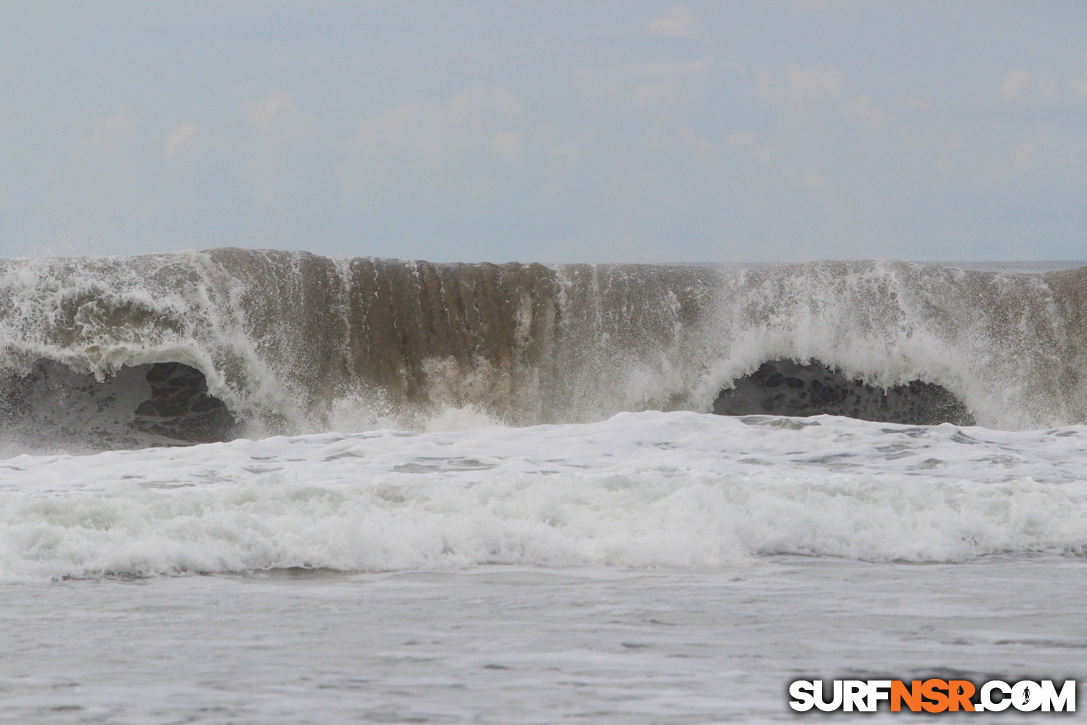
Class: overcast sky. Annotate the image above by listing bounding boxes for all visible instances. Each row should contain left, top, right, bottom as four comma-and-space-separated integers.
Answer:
2, 1, 1086, 262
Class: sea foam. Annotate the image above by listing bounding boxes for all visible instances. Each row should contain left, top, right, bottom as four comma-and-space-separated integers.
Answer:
2, 412, 1085, 581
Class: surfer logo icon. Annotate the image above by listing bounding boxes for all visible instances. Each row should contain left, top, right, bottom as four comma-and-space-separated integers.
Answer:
1011, 681, 1044, 712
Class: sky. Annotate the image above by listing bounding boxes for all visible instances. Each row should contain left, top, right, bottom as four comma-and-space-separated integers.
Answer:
1, 1, 1086, 263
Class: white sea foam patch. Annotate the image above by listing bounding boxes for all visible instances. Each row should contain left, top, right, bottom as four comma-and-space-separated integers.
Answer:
1, 412, 1087, 580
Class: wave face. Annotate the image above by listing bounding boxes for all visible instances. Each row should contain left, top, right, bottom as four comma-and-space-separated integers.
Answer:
0, 250, 1085, 451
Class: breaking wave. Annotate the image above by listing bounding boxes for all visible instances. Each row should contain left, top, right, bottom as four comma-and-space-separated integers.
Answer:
1, 249, 1085, 451
3, 412, 1087, 580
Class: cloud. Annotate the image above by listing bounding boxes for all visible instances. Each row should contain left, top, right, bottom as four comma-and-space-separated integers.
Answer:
899, 97, 934, 112
758, 64, 846, 117
342, 87, 557, 214
1075, 73, 1087, 97
999, 70, 1032, 102
648, 6, 697, 39
842, 94, 890, 132
82, 107, 139, 154
1000, 70, 1059, 102
937, 138, 963, 174
341, 87, 591, 225
632, 59, 710, 108
248, 90, 297, 127
1009, 130, 1051, 173
728, 130, 772, 164
675, 125, 715, 156
578, 59, 713, 115
728, 129, 827, 191
164, 123, 198, 160
791, 0, 861, 12
348, 88, 525, 163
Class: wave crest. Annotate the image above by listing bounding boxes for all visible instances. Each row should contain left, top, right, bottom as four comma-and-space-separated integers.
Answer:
1, 251, 1085, 450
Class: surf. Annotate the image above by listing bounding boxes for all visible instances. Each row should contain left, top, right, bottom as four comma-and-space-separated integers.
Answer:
1, 250, 1084, 452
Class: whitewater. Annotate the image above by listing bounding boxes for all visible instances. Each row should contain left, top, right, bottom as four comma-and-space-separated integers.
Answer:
1, 252, 1085, 722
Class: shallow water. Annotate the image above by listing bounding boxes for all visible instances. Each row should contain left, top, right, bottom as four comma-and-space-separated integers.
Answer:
2, 556, 1083, 723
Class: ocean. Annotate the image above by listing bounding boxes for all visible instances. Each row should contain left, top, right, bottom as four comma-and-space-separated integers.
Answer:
1, 251, 1084, 722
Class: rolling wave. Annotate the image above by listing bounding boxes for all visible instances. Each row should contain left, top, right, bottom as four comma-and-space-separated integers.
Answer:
1, 249, 1084, 451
